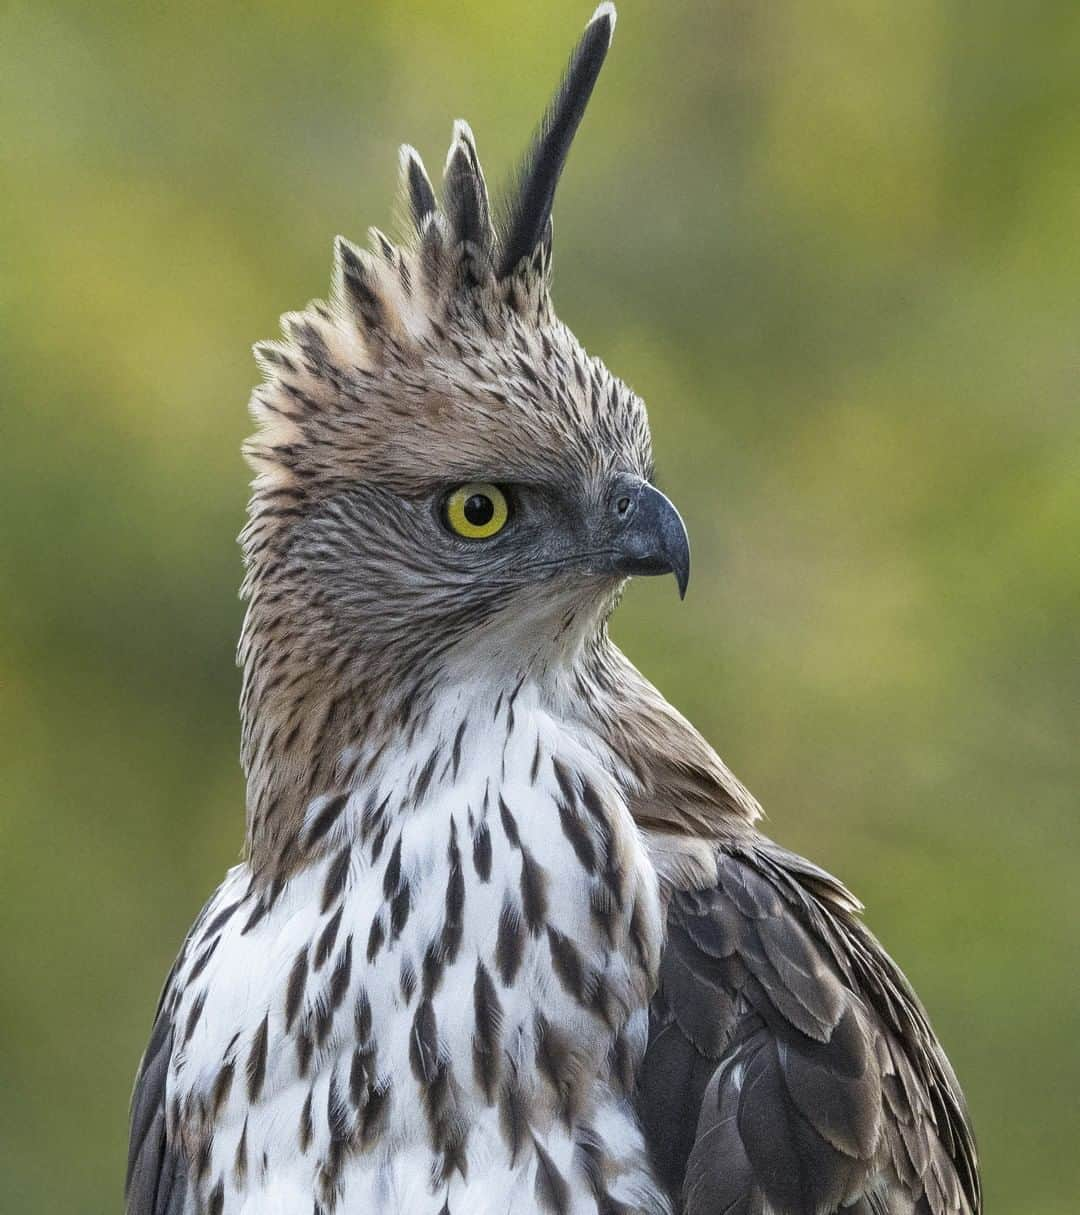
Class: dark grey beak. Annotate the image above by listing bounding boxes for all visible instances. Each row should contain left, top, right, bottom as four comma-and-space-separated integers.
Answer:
609, 482, 691, 598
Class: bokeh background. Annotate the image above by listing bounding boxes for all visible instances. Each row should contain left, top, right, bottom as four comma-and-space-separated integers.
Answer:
2, 1, 1077, 1210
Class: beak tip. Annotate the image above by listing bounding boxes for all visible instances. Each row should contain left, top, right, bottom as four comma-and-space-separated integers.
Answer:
673, 533, 691, 601
608, 481, 691, 599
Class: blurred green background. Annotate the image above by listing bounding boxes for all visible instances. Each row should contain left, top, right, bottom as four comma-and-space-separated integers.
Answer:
2, 1, 1077, 1210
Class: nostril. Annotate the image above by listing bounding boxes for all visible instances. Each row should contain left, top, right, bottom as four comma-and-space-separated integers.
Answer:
616, 496, 632, 516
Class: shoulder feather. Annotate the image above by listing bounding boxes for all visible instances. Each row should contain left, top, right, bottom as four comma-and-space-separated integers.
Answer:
639, 843, 981, 1215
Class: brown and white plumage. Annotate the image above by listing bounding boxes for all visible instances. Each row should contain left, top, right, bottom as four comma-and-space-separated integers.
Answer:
126, 6, 980, 1213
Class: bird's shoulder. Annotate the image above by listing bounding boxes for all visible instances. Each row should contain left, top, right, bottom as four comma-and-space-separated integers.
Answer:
586, 643, 762, 838
637, 838, 981, 1215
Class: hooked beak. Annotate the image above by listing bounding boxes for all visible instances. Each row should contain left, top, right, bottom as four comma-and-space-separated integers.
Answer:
608, 481, 691, 598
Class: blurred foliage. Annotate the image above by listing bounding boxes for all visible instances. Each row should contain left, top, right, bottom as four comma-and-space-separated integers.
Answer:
2, 1, 1078, 1211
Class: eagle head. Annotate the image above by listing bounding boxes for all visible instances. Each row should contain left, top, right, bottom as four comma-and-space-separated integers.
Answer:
241, 2, 687, 710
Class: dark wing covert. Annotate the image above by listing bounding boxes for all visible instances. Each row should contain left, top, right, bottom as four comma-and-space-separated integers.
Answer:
638, 842, 980, 1215
125, 955, 190, 1214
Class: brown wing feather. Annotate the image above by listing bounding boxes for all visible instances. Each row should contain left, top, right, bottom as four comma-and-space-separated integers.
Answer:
638, 843, 980, 1215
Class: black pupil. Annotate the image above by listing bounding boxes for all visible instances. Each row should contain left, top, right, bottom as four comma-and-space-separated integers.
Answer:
463, 493, 495, 527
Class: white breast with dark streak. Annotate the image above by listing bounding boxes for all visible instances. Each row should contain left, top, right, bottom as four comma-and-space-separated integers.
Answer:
167, 682, 670, 1214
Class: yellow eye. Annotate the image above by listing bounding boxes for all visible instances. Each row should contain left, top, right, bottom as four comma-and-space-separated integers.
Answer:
443, 483, 510, 540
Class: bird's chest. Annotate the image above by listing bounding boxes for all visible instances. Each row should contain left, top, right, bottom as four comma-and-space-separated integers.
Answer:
169, 701, 667, 1213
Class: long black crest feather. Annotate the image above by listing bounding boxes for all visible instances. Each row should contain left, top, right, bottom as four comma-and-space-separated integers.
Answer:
496, 3, 616, 279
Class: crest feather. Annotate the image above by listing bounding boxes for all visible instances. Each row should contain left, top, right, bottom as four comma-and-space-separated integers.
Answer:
443, 119, 495, 257
250, 2, 625, 440
399, 144, 437, 234
496, 3, 616, 278
333, 237, 387, 333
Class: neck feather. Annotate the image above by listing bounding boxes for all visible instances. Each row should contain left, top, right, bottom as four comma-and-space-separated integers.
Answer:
237, 607, 615, 879
238, 585, 759, 883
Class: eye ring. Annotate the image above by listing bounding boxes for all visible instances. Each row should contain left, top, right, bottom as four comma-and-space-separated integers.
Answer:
443, 483, 510, 540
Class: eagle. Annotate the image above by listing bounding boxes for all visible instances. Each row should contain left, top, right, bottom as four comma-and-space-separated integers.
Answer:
126, 6, 980, 1213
